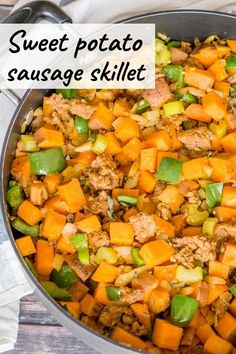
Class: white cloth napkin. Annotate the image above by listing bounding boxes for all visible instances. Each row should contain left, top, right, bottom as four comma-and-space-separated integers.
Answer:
1, 0, 236, 352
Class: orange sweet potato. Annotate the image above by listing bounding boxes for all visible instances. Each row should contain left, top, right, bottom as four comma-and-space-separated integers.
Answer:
208, 59, 228, 81
113, 117, 140, 143
94, 283, 110, 305
89, 103, 115, 130
204, 334, 233, 354
215, 207, 236, 222
202, 91, 227, 121
77, 215, 101, 233
193, 47, 218, 67
17, 200, 42, 226
104, 132, 122, 156
43, 173, 62, 195
42, 210, 66, 241
185, 104, 212, 123
16, 236, 36, 257
153, 319, 183, 351
140, 148, 157, 171
109, 222, 134, 245
122, 137, 143, 161
140, 239, 175, 267
153, 214, 175, 238
138, 171, 156, 193
35, 239, 54, 276
111, 327, 147, 350
221, 132, 236, 153
91, 261, 117, 283
58, 178, 87, 213
196, 323, 215, 344
183, 157, 212, 180
221, 186, 236, 208
145, 131, 172, 151
217, 312, 236, 345
184, 67, 215, 90
11, 156, 31, 187
34, 127, 64, 148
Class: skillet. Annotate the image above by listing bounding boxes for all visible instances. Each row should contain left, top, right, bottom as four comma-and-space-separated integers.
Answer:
1, 3, 236, 353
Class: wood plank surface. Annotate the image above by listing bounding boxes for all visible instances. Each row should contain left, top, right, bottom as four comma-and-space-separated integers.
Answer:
8, 294, 99, 354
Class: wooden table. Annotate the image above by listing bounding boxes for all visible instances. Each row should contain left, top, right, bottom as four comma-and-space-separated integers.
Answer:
8, 294, 98, 354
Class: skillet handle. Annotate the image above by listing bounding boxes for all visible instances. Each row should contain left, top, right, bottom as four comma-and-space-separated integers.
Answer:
2, 0, 72, 24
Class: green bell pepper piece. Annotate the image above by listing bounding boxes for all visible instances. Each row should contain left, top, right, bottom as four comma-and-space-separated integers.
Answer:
226, 55, 236, 70
40, 280, 71, 300
75, 116, 89, 134
230, 284, 236, 297
88, 131, 97, 142
56, 89, 80, 99
12, 217, 39, 237
133, 100, 150, 114
181, 92, 197, 104
25, 257, 38, 278
117, 195, 138, 206
163, 65, 184, 88
131, 248, 145, 266
51, 265, 77, 288
8, 180, 17, 189
7, 185, 22, 208
106, 286, 121, 301
156, 157, 183, 184
29, 148, 66, 175
167, 40, 181, 49
182, 121, 193, 130
171, 295, 199, 327
70, 234, 90, 265
205, 183, 223, 209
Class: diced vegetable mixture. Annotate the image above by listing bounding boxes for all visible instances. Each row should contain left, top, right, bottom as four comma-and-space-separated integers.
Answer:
9, 35, 236, 353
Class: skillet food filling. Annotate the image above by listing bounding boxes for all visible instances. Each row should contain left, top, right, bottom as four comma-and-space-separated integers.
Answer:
8, 35, 236, 353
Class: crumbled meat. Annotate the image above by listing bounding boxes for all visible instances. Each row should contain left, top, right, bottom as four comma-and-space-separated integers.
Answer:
64, 255, 96, 282
99, 304, 131, 327
211, 291, 232, 325
156, 201, 172, 221
69, 101, 95, 119
178, 127, 214, 151
214, 222, 236, 243
181, 327, 195, 346
178, 180, 199, 197
200, 306, 215, 326
31, 115, 44, 130
227, 110, 236, 129
129, 212, 156, 243
68, 280, 89, 300
89, 155, 123, 190
121, 288, 144, 304
88, 230, 110, 251
81, 316, 105, 335
170, 47, 188, 64
88, 191, 109, 215
99, 304, 148, 336
170, 236, 216, 268
142, 78, 172, 107
151, 181, 166, 203
183, 344, 204, 354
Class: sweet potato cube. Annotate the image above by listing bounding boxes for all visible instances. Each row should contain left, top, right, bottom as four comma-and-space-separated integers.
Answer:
109, 222, 134, 245
16, 236, 36, 257
153, 319, 183, 351
92, 262, 117, 283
